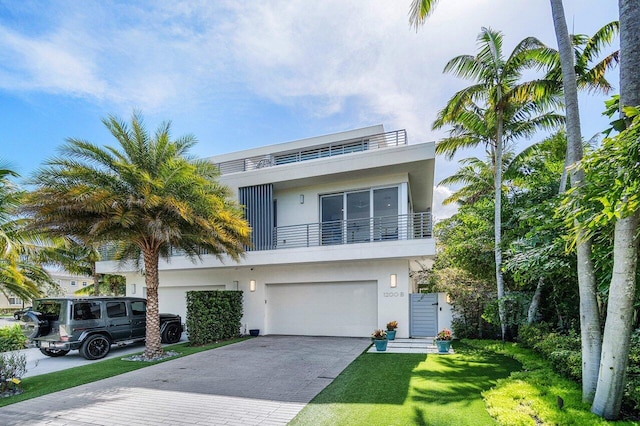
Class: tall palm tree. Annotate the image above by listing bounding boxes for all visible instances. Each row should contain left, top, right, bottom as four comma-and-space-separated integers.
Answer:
24, 113, 251, 359
0, 164, 54, 302
433, 27, 562, 340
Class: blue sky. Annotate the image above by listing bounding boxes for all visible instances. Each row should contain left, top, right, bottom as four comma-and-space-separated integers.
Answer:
0, 1, 619, 218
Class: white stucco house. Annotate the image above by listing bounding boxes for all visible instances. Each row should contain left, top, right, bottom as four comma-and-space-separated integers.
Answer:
96, 125, 452, 338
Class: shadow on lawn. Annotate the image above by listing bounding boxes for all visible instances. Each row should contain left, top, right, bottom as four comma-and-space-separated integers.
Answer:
411, 342, 522, 424
311, 353, 426, 405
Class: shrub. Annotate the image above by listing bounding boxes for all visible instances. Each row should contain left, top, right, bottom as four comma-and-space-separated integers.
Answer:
0, 325, 28, 353
0, 352, 26, 394
623, 329, 640, 414
186, 290, 243, 345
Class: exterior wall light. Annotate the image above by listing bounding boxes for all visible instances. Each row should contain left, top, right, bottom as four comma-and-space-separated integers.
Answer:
131, 283, 136, 294
446, 294, 451, 304
390, 274, 397, 288
299, 194, 304, 204
250, 280, 256, 292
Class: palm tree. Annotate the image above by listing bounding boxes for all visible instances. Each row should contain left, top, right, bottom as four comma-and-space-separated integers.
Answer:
0, 164, 55, 302
24, 112, 251, 359
433, 27, 563, 340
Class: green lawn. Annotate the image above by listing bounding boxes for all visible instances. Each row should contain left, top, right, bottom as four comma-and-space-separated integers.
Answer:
0, 337, 249, 407
291, 342, 521, 426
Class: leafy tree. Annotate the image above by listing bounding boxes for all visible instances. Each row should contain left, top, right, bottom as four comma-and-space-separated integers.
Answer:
24, 112, 251, 359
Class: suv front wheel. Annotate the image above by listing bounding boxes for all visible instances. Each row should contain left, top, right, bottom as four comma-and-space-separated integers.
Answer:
80, 334, 111, 360
161, 323, 182, 344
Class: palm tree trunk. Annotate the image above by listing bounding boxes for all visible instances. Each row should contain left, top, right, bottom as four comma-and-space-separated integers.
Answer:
549, 0, 601, 402
91, 262, 99, 296
495, 111, 506, 341
591, 0, 640, 417
143, 248, 164, 359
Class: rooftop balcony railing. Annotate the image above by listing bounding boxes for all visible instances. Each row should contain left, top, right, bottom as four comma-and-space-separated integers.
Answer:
215, 129, 407, 175
270, 212, 432, 250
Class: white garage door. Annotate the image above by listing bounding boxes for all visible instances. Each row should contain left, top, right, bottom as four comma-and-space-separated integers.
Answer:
266, 281, 377, 337
159, 285, 225, 324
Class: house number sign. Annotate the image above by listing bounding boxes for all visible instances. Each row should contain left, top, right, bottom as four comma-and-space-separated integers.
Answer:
383, 292, 404, 297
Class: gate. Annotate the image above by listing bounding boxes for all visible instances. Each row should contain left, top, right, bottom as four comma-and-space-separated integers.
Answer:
410, 293, 438, 337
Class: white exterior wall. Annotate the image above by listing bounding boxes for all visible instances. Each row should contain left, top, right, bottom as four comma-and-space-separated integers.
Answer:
124, 259, 417, 338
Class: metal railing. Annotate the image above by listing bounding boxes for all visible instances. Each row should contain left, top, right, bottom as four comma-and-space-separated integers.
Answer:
270, 212, 431, 250
215, 129, 407, 175
98, 211, 431, 260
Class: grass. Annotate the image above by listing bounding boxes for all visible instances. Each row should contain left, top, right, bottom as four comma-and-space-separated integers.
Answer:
464, 340, 639, 425
291, 341, 521, 426
0, 337, 249, 407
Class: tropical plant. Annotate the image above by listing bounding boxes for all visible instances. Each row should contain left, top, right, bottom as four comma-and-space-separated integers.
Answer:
436, 328, 452, 341
432, 27, 562, 341
24, 112, 251, 359
371, 329, 387, 340
0, 164, 54, 302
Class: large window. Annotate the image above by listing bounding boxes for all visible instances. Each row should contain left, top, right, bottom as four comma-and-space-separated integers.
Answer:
321, 186, 399, 245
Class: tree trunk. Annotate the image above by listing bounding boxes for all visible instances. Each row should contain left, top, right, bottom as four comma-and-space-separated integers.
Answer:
495, 110, 506, 341
592, 213, 639, 418
591, 0, 640, 417
527, 277, 544, 324
549, 0, 601, 402
143, 248, 164, 359
91, 261, 100, 296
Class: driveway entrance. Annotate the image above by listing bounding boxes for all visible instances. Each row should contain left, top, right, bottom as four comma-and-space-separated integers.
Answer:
0, 336, 370, 425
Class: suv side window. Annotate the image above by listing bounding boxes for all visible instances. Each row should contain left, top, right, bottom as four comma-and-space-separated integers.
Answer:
131, 301, 146, 316
72, 302, 102, 320
106, 302, 127, 318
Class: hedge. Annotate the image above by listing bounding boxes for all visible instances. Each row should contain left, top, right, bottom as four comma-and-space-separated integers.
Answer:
185, 290, 243, 345
0, 325, 27, 353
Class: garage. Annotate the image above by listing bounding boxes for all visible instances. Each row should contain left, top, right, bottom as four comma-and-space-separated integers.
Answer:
159, 285, 225, 323
266, 281, 378, 337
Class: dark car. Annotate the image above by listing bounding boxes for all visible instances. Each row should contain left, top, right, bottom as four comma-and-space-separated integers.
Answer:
20, 297, 183, 360
13, 306, 33, 320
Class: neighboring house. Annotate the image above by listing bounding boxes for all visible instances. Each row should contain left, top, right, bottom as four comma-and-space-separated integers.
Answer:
97, 125, 452, 338
0, 273, 90, 310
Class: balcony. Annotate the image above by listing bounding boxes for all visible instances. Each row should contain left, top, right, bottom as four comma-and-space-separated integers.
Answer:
269, 212, 432, 251
215, 130, 407, 175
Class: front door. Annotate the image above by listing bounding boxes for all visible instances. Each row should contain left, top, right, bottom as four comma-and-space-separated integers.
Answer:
410, 293, 438, 337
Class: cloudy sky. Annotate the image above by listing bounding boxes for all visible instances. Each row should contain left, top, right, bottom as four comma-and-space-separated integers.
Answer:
0, 0, 619, 219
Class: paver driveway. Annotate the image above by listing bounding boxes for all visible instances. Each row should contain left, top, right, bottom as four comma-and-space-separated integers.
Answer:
0, 336, 370, 425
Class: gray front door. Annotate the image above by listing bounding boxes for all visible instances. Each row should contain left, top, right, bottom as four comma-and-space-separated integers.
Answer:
410, 293, 438, 337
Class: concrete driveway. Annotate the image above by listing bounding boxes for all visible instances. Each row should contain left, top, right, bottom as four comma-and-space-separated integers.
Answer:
0, 336, 370, 425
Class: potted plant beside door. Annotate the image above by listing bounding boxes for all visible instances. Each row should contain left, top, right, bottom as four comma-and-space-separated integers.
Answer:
386, 321, 398, 340
435, 328, 452, 353
371, 329, 388, 351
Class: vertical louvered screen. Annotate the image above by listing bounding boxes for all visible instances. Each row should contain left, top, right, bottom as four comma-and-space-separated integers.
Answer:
239, 184, 274, 251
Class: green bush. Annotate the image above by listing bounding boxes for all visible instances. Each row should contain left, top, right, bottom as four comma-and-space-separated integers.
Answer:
186, 290, 243, 345
0, 351, 26, 394
518, 323, 640, 417
0, 325, 28, 352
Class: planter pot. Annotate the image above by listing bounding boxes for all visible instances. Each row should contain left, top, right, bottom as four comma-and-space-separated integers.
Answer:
436, 340, 451, 353
386, 330, 397, 340
374, 339, 388, 351
249, 329, 260, 337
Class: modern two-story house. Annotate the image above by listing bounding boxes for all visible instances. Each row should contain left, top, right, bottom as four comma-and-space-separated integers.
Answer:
97, 125, 452, 338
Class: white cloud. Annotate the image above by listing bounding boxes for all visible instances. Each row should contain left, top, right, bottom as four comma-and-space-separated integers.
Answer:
432, 185, 459, 221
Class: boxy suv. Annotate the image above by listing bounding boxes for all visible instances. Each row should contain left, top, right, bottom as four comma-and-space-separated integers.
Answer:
20, 297, 183, 360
